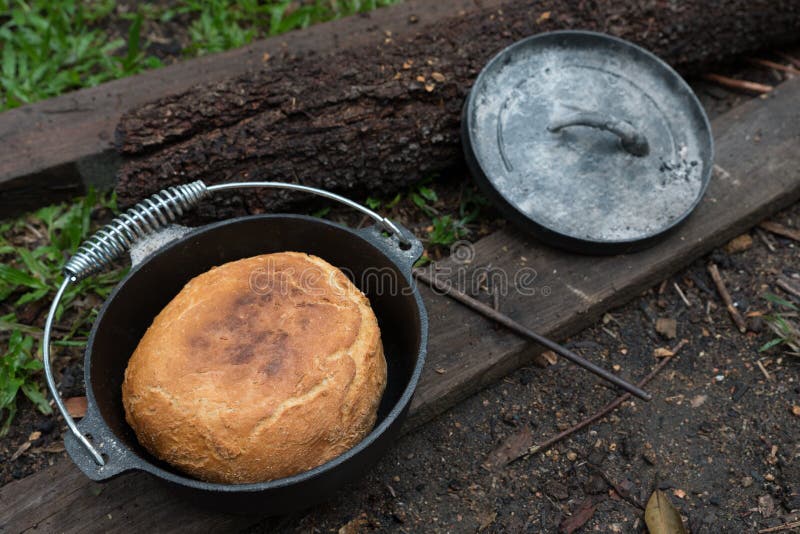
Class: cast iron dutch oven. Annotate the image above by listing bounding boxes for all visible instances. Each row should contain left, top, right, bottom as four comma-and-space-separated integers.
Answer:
43, 181, 428, 515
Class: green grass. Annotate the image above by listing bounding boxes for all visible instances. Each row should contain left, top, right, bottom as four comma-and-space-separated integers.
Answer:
0, 0, 398, 112
0, 191, 126, 435
0, 0, 161, 110
365, 180, 489, 267
760, 293, 800, 356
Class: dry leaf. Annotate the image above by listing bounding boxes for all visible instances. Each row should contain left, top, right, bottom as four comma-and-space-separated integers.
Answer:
533, 350, 558, 367
645, 489, 687, 534
65, 396, 88, 419
484, 425, 532, 469
653, 347, 674, 358
559, 497, 601, 533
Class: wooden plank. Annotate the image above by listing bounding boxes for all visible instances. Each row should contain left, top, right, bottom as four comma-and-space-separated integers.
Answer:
1, 78, 799, 533
0, 0, 494, 215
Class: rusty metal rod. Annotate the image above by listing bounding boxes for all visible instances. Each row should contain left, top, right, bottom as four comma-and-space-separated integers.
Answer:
413, 269, 652, 401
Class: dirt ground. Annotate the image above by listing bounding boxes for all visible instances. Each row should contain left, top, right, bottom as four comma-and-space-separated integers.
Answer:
2, 47, 799, 532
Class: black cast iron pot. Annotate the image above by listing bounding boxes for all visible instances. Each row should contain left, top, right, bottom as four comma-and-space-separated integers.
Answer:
43, 182, 428, 515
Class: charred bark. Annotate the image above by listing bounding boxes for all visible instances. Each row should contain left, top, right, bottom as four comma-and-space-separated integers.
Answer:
116, 0, 800, 218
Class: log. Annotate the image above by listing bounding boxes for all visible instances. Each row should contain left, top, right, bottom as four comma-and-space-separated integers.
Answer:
0, 0, 481, 216
115, 0, 800, 216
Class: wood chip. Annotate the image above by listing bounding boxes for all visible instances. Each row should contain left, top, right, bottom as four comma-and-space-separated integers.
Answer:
724, 233, 753, 254
28, 430, 41, 441
655, 317, 678, 339
65, 396, 88, 419
536, 11, 551, 23
10, 441, 31, 462
431, 71, 445, 82
653, 347, 674, 358
690, 394, 708, 408
532, 349, 558, 368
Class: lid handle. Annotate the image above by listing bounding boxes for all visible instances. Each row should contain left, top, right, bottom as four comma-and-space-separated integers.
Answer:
548, 110, 649, 157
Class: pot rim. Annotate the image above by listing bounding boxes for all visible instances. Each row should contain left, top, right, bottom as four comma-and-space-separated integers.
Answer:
81, 213, 428, 492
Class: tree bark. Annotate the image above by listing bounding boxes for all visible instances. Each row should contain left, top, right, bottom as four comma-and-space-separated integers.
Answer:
115, 0, 800, 218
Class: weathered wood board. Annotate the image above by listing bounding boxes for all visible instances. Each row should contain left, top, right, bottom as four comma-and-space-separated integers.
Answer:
1, 78, 799, 533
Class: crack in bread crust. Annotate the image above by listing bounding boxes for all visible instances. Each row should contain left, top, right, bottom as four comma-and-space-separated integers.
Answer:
122, 252, 386, 484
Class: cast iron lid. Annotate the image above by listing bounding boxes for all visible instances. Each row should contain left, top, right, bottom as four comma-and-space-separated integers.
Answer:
462, 31, 714, 254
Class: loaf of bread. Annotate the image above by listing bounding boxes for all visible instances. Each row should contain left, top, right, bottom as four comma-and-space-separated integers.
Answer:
122, 252, 386, 484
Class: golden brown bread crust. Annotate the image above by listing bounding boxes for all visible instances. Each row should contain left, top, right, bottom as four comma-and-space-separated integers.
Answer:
121, 252, 386, 484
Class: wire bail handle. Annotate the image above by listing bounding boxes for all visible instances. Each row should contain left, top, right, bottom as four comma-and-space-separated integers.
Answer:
46, 180, 410, 466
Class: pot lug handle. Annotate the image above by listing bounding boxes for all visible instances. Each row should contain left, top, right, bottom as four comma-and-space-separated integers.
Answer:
355, 223, 424, 274
47, 179, 412, 465
64, 404, 137, 481
548, 109, 649, 157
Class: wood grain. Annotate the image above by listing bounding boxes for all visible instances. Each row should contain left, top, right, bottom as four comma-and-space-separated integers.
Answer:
1, 78, 798, 534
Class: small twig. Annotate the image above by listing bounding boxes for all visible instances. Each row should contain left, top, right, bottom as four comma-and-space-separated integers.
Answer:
747, 57, 800, 76
703, 73, 773, 94
674, 282, 692, 308
759, 519, 800, 533
413, 269, 652, 400
755, 227, 777, 252
777, 276, 800, 300
759, 221, 800, 243
587, 463, 645, 510
776, 51, 800, 69
756, 359, 772, 381
509, 339, 689, 465
707, 262, 747, 333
